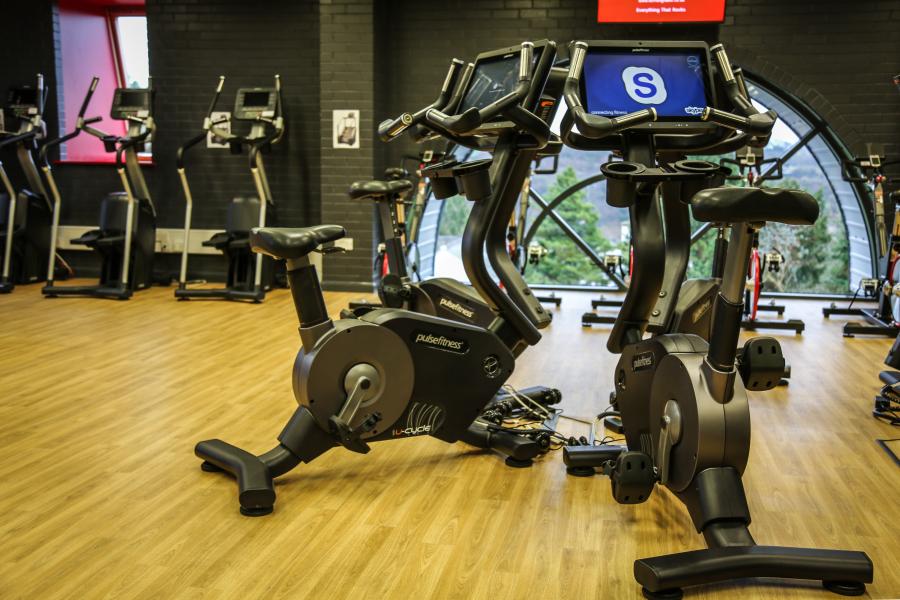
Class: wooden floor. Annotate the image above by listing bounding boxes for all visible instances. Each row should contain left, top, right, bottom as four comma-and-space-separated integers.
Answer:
1, 282, 898, 600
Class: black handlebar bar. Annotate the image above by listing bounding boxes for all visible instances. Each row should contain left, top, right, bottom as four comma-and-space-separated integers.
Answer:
424, 42, 535, 136
562, 41, 776, 148
378, 58, 467, 141
37, 77, 101, 167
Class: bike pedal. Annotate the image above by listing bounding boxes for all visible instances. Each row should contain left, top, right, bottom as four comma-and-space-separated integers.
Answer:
611, 451, 655, 504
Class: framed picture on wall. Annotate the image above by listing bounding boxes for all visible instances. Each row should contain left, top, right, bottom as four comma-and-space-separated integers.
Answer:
333, 109, 360, 149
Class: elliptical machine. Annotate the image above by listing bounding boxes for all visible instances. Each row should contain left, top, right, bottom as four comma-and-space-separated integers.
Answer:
0, 74, 52, 293
560, 40, 872, 597
195, 41, 566, 516
175, 75, 285, 302
42, 79, 156, 300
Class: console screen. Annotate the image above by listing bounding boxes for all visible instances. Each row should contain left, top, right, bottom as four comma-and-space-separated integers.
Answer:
583, 48, 711, 119
7, 88, 38, 107
119, 89, 150, 108
243, 91, 271, 108
458, 49, 540, 114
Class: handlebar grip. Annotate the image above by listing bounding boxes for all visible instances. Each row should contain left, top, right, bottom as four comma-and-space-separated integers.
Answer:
702, 107, 775, 137
77, 77, 100, 119
710, 43, 735, 83
83, 116, 103, 125
441, 59, 465, 93
568, 42, 588, 81
204, 76, 225, 120
519, 41, 533, 82
377, 113, 413, 141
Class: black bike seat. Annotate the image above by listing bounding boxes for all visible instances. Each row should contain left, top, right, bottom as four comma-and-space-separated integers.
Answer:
383, 167, 409, 180
691, 186, 819, 225
250, 225, 345, 260
348, 179, 412, 201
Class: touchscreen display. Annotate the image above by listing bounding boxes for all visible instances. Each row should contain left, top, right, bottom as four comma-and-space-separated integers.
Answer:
583, 49, 710, 119
119, 89, 150, 108
243, 91, 271, 108
8, 88, 38, 107
458, 50, 540, 114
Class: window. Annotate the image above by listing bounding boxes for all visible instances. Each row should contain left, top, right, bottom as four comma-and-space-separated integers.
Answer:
57, 1, 148, 163
110, 14, 150, 89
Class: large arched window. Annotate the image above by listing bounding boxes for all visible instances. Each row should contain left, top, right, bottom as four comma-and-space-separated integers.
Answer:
421, 74, 873, 295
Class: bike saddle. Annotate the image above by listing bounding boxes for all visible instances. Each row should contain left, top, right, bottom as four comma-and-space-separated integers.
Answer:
249, 225, 345, 260
691, 187, 819, 225
348, 179, 413, 201
383, 167, 409, 180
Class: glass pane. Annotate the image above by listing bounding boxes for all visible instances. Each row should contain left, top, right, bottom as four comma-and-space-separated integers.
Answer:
525, 147, 629, 288
115, 16, 149, 89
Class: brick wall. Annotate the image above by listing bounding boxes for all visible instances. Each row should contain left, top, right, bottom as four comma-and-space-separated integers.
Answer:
319, 0, 378, 291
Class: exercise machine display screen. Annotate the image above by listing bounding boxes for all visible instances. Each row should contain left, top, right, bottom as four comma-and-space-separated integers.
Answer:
458, 49, 540, 114
7, 87, 38, 108
111, 88, 152, 119
582, 47, 711, 120
243, 91, 271, 108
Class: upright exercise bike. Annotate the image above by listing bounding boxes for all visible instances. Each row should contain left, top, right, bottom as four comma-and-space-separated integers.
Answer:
175, 75, 286, 302
42, 79, 157, 300
196, 41, 565, 516
0, 74, 52, 293
560, 40, 872, 598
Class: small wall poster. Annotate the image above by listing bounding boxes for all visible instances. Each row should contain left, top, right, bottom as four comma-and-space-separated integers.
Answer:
333, 109, 360, 149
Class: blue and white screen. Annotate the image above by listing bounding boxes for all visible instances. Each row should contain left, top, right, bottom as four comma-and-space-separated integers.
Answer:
583, 50, 709, 119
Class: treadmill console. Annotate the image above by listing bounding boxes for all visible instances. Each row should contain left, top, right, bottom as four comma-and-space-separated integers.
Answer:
111, 88, 153, 120
579, 40, 717, 134
233, 88, 277, 120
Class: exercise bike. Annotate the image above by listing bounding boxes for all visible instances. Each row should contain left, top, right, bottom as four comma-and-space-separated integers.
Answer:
560, 39, 872, 598
195, 40, 566, 516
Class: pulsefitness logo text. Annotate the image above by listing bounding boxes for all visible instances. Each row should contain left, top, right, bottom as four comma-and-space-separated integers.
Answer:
622, 66, 667, 104
413, 331, 469, 354
438, 297, 475, 320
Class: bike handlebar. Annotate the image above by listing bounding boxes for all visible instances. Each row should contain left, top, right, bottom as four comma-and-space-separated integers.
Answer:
424, 42, 535, 136
563, 41, 776, 143
378, 58, 467, 141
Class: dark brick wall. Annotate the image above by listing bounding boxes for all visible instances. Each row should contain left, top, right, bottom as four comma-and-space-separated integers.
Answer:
318, 0, 378, 291
144, 0, 320, 279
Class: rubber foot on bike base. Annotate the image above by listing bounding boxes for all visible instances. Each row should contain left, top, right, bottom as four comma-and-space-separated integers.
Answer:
823, 581, 866, 596
642, 587, 683, 600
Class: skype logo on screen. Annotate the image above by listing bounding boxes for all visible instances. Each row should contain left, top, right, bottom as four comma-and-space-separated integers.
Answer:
622, 67, 668, 105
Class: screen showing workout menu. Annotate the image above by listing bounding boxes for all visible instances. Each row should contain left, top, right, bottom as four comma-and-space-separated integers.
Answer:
583, 48, 711, 120
457, 49, 540, 114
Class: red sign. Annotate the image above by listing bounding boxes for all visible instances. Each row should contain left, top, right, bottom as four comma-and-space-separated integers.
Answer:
598, 0, 726, 23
